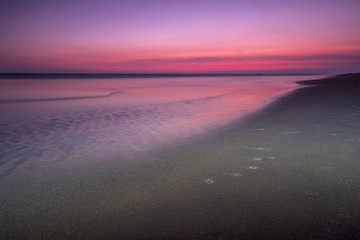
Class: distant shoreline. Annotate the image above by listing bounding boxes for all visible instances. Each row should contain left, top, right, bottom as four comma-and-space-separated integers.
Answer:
0, 72, 323, 79
295, 72, 360, 86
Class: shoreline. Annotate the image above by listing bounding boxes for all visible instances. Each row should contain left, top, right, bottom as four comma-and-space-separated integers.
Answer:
221, 73, 360, 132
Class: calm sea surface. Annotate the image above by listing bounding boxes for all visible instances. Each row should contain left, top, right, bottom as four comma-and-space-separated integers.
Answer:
0, 75, 323, 176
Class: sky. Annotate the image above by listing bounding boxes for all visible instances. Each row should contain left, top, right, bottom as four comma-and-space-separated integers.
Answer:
1, 0, 360, 73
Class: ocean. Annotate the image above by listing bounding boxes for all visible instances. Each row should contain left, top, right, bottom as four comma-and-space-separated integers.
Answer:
0, 75, 323, 176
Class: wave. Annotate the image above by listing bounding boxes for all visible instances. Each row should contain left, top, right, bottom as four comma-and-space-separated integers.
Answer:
0, 90, 123, 104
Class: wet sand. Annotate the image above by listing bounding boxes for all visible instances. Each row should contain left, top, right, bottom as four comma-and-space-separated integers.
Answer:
1, 73, 360, 239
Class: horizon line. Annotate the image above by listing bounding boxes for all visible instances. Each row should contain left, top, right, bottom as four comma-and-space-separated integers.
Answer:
0, 72, 330, 79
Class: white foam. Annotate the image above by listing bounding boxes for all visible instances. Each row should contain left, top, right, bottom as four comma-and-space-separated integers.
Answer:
243, 147, 272, 151
239, 166, 259, 170
203, 178, 215, 184
284, 131, 300, 134
331, 133, 343, 136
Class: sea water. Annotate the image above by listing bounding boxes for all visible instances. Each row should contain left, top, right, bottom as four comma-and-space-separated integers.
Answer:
0, 75, 323, 176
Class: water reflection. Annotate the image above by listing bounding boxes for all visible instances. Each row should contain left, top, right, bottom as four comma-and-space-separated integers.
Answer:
0, 76, 321, 175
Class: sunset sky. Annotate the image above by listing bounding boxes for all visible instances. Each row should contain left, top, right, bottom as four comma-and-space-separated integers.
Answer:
1, 0, 359, 73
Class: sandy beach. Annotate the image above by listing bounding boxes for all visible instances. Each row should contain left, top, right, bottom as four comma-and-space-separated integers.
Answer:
1, 73, 360, 239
